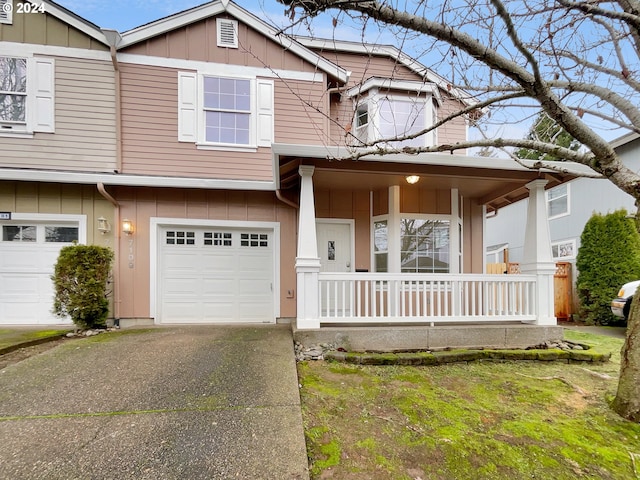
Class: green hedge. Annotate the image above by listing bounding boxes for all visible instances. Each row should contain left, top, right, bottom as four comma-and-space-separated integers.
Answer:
52, 245, 114, 330
576, 209, 640, 324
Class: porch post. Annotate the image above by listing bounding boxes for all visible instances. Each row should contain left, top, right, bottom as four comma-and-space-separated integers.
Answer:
296, 165, 321, 329
521, 179, 556, 325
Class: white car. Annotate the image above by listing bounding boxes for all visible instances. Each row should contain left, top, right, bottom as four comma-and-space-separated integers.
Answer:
611, 280, 640, 323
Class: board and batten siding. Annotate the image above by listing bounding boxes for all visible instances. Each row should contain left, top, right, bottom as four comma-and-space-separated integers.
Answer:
0, 10, 108, 50
121, 15, 318, 74
0, 57, 117, 172
111, 186, 298, 320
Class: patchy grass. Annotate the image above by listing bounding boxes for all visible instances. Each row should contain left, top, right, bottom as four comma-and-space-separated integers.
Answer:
0, 328, 71, 351
298, 331, 640, 479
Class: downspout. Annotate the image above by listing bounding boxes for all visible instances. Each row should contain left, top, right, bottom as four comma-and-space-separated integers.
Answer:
97, 183, 121, 326
102, 29, 123, 173
276, 189, 299, 210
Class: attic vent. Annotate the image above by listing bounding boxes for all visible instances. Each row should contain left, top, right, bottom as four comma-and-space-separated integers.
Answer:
217, 18, 238, 48
0, 0, 13, 25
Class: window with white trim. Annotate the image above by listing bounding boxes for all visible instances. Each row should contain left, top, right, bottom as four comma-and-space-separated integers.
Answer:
178, 72, 273, 151
372, 216, 452, 273
0, 55, 54, 135
551, 239, 576, 260
546, 183, 570, 219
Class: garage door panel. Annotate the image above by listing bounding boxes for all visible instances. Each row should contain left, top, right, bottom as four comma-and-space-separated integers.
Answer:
159, 226, 274, 324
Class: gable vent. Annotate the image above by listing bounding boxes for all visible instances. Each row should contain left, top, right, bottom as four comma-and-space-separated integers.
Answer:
0, 0, 13, 25
217, 18, 238, 48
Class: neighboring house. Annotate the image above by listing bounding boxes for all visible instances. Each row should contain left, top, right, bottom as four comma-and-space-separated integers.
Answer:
0, 1, 116, 324
486, 133, 640, 310
0, 0, 595, 348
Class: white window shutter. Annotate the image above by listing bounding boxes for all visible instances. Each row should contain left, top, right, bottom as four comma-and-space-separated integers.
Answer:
178, 72, 197, 142
0, 0, 13, 24
30, 57, 55, 133
256, 79, 274, 147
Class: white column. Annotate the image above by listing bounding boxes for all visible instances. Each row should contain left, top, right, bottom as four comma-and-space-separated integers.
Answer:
521, 179, 556, 326
388, 185, 401, 273
296, 165, 321, 329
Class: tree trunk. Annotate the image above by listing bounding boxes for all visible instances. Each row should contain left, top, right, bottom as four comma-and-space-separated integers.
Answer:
612, 293, 640, 422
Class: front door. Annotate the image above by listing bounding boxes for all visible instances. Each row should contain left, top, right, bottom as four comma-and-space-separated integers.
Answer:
316, 221, 352, 273
317, 221, 353, 316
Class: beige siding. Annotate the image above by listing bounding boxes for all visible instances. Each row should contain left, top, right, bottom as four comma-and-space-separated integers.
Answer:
0, 181, 115, 247
0, 57, 117, 172
122, 15, 316, 74
438, 96, 468, 149
112, 187, 298, 319
0, 11, 108, 50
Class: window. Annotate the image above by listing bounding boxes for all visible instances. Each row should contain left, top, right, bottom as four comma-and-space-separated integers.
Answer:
241, 233, 268, 247
373, 217, 451, 273
45, 226, 78, 243
3, 225, 36, 242
400, 219, 450, 273
551, 239, 576, 260
204, 232, 232, 246
178, 72, 273, 150
0, 55, 54, 134
373, 220, 388, 272
377, 98, 426, 148
0, 57, 26, 123
166, 231, 196, 245
203, 77, 251, 145
348, 79, 439, 148
547, 184, 569, 219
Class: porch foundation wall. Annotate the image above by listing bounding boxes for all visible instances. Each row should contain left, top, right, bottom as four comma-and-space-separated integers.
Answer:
292, 324, 564, 352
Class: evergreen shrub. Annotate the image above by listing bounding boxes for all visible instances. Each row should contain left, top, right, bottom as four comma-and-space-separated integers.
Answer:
52, 245, 114, 329
576, 209, 640, 324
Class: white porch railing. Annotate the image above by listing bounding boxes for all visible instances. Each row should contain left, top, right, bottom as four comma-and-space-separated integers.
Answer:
318, 273, 538, 324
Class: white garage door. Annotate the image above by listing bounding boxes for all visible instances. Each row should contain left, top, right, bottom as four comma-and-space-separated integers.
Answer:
0, 222, 79, 325
158, 226, 275, 323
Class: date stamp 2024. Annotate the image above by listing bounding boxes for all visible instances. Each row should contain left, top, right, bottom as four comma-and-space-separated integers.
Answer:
3, 2, 46, 15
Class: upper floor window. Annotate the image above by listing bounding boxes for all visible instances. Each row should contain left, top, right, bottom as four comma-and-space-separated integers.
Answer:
547, 183, 570, 219
347, 78, 440, 148
178, 72, 273, 151
0, 57, 26, 123
203, 77, 250, 145
0, 55, 54, 135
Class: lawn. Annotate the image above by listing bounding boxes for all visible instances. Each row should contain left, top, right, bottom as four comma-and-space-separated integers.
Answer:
297, 330, 640, 479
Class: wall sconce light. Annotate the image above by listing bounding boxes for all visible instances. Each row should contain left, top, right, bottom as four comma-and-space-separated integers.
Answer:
97, 216, 111, 234
122, 219, 134, 235
406, 175, 420, 185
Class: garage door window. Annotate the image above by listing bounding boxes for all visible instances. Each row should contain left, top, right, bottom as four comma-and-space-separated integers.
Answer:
2, 225, 36, 242
166, 231, 195, 245
241, 233, 268, 247
204, 232, 232, 246
45, 226, 78, 243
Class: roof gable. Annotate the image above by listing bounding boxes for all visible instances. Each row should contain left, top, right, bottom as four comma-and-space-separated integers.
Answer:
118, 0, 348, 83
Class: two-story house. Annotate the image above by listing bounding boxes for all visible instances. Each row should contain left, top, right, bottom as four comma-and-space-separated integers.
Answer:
0, 0, 595, 349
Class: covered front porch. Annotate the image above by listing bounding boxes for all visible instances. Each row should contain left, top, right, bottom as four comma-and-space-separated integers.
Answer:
273, 145, 590, 347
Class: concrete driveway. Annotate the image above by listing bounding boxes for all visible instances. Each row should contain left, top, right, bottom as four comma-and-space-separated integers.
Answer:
0, 325, 309, 480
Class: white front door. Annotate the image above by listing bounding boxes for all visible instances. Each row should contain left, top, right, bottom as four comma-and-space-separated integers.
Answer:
317, 221, 353, 316
316, 221, 352, 273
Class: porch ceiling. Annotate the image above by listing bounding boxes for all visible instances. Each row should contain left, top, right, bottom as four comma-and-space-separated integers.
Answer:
276, 150, 582, 212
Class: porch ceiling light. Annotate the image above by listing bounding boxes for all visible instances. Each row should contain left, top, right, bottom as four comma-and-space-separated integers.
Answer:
122, 219, 134, 236
406, 175, 420, 184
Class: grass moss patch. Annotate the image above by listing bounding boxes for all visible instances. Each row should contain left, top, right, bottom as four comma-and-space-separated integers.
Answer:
300, 331, 637, 479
